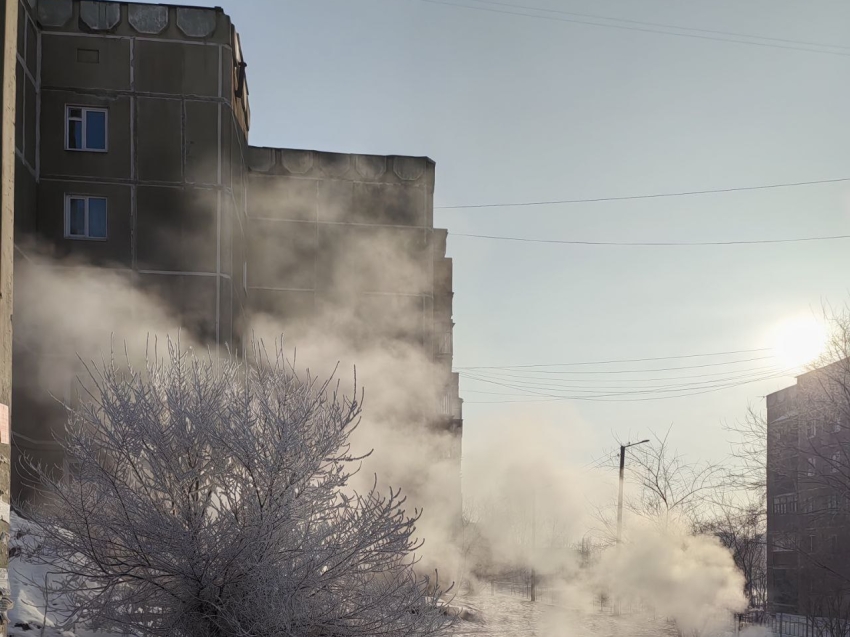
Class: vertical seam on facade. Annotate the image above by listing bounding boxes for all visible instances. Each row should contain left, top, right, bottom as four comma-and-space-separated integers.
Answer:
181, 98, 186, 183
314, 178, 319, 302
35, 16, 41, 181
130, 185, 137, 270
217, 45, 222, 99
216, 43, 223, 345
129, 38, 136, 268
216, 190, 221, 347
20, 8, 25, 156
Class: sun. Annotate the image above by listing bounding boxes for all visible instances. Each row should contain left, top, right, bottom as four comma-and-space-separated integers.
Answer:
771, 316, 828, 371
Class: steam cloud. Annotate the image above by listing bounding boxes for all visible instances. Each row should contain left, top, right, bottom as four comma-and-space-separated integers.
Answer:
461, 415, 748, 635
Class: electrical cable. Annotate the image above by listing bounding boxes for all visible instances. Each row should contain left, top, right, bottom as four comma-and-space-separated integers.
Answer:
426, 0, 850, 54
419, 0, 850, 59
436, 177, 850, 210
459, 367, 789, 396
455, 347, 771, 369
459, 366, 785, 392
461, 370, 792, 403
451, 232, 850, 247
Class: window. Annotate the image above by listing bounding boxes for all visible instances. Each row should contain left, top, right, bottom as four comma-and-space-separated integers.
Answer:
832, 451, 842, 474
773, 493, 797, 515
65, 196, 107, 240
828, 494, 839, 512
66, 106, 107, 151
439, 393, 451, 415
806, 420, 818, 438
801, 496, 814, 514
773, 533, 795, 552
806, 457, 816, 477
438, 332, 452, 355
828, 535, 838, 553
76, 48, 100, 64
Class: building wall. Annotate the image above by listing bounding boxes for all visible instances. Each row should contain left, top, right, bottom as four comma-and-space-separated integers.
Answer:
10, 0, 462, 508
1, 0, 22, 626
766, 364, 850, 616
766, 385, 801, 614
245, 146, 462, 436
29, 0, 246, 345
12, 0, 251, 496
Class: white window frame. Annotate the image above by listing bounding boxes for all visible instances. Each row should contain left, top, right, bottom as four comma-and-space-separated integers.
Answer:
64, 195, 108, 240
65, 105, 108, 152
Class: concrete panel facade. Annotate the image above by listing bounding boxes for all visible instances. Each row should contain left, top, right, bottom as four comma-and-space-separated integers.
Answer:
12, 1, 249, 499
9, 0, 460, 518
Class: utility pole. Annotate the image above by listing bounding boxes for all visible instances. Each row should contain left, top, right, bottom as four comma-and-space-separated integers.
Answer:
616, 440, 649, 544
0, 0, 16, 634
530, 486, 536, 602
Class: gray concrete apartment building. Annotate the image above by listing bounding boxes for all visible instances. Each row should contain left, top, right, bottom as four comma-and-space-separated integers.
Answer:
10, 0, 462, 504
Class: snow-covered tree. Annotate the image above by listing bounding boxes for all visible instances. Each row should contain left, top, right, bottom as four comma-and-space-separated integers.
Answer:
20, 339, 454, 637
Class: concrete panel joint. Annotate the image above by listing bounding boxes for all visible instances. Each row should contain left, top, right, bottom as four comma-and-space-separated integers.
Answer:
355, 155, 386, 180
247, 147, 275, 172
37, 0, 73, 27
80, 1, 121, 31
128, 4, 169, 34
393, 157, 425, 181
281, 150, 312, 174
319, 153, 350, 178
176, 8, 217, 38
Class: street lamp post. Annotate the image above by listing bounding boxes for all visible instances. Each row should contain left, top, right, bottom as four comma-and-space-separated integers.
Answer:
616, 440, 649, 544
530, 488, 536, 602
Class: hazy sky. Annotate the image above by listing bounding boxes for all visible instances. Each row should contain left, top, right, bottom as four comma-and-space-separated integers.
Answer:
149, 0, 850, 469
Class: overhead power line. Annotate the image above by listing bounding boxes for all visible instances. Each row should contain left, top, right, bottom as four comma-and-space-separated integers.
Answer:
455, 347, 771, 369
463, 364, 780, 385
460, 365, 785, 393
451, 232, 850, 247
419, 0, 850, 59
461, 369, 791, 403
460, 367, 787, 397
436, 177, 850, 210
427, 0, 850, 53
465, 363, 780, 383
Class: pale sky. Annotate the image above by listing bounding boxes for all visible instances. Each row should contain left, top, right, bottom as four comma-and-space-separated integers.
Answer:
149, 0, 850, 470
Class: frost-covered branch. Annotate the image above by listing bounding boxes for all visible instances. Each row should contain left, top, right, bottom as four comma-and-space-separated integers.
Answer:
19, 338, 454, 637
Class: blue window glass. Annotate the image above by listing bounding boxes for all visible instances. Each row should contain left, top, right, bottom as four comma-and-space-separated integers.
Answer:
85, 110, 106, 150
68, 198, 85, 236
68, 119, 82, 149
88, 198, 107, 238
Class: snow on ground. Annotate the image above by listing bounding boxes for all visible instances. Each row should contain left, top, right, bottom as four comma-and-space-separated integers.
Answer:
8, 513, 116, 637
5, 511, 706, 637
454, 594, 700, 637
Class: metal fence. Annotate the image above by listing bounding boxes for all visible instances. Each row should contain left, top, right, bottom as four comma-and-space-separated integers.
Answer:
489, 579, 643, 615
763, 613, 850, 637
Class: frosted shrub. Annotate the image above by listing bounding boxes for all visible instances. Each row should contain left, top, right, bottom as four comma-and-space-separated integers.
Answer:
22, 340, 453, 637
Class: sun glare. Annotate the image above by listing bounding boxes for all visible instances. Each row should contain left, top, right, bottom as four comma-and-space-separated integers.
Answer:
771, 316, 828, 371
